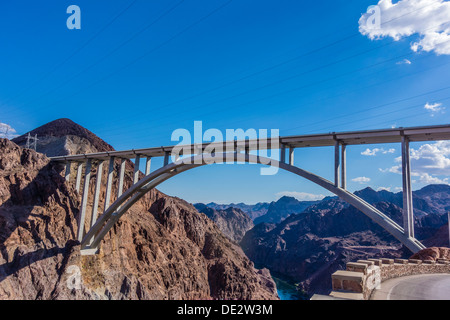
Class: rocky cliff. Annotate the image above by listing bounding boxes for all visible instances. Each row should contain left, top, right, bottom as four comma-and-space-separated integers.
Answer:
410, 247, 450, 261
0, 120, 278, 300
195, 205, 254, 242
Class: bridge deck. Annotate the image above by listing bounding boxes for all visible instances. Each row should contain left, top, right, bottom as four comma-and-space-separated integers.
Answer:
50, 124, 450, 161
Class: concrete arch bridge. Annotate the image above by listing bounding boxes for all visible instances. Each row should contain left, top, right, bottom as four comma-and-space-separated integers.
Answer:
49, 124, 450, 255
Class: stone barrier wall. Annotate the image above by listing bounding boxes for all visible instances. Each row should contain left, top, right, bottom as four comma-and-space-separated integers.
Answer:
323, 257, 450, 300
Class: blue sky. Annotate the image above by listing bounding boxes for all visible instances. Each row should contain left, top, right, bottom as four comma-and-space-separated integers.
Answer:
1, 0, 450, 203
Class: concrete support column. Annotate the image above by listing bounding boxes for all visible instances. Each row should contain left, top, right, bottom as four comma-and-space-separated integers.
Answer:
334, 140, 340, 188
65, 162, 71, 182
75, 162, 83, 192
145, 157, 152, 175
447, 211, 450, 248
133, 155, 141, 184
90, 160, 104, 229
117, 158, 126, 199
341, 143, 347, 189
78, 159, 92, 242
164, 151, 170, 166
448, 212, 450, 248
280, 144, 286, 163
104, 157, 115, 211
401, 136, 414, 238
289, 147, 295, 166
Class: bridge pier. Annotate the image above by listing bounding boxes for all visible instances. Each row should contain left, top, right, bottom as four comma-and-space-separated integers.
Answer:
90, 160, 104, 229
145, 156, 152, 175
164, 151, 170, 166
289, 147, 294, 165
77, 159, 92, 242
117, 158, 126, 198
104, 157, 115, 211
75, 162, 83, 193
280, 144, 286, 163
334, 140, 340, 188
401, 136, 414, 238
341, 143, 346, 190
133, 154, 141, 184
332, 141, 347, 189
65, 162, 71, 181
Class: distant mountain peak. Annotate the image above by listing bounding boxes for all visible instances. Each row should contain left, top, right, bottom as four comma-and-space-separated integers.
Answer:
277, 195, 297, 201
12, 118, 115, 156
355, 187, 377, 194
14, 118, 86, 139
254, 196, 320, 225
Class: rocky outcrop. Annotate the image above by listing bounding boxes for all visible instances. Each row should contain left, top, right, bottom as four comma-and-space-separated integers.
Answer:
410, 247, 450, 261
0, 133, 278, 300
196, 206, 254, 242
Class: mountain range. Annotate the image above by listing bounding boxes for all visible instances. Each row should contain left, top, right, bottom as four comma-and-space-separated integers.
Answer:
198, 184, 450, 298
239, 185, 450, 297
199, 202, 270, 220
197, 196, 321, 226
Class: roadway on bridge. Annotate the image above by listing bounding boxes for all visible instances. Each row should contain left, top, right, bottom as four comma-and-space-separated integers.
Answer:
370, 274, 450, 300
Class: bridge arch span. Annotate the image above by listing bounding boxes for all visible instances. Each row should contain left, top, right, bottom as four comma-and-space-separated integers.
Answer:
81, 152, 425, 253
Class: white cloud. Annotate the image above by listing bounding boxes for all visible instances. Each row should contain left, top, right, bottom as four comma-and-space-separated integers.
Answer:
352, 176, 371, 184
385, 148, 396, 154
361, 147, 395, 156
379, 141, 450, 185
396, 58, 412, 65
379, 165, 401, 173
276, 191, 325, 201
0, 123, 18, 139
362, 148, 379, 156
359, 0, 450, 55
417, 172, 449, 184
424, 102, 445, 116
376, 186, 402, 192
409, 141, 450, 175
424, 102, 443, 111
